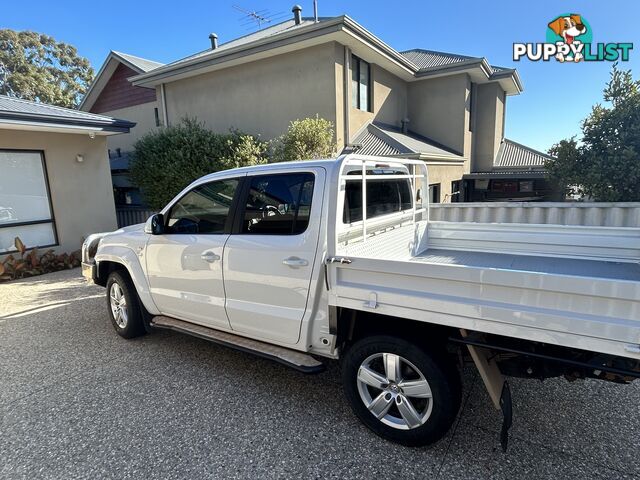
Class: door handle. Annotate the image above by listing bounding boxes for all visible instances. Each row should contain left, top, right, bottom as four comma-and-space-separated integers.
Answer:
200, 251, 220, 263
282, 256, 309, 268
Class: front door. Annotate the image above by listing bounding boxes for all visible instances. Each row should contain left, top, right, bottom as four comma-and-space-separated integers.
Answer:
146, 177, 241, 329
223, 169, 324, 344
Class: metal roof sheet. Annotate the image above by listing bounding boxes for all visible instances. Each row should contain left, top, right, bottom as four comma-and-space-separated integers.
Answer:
399, 49, 508, 75
112, 51, 164, 73
164, 18, 331, 69
0, 95, 134, 131
350, 122, 463, 159
352, 128, 403, 156
494, 139, 553, 169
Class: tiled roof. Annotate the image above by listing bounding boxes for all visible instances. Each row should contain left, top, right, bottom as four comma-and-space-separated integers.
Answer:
400, 49, 510, 75
112, 51, 164, 73
494, 139, 553, 169
0, 95, 134, 131
349, 122, 463, 160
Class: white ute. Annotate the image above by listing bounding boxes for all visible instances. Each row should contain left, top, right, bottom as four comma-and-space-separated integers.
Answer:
82, 155, 640, 448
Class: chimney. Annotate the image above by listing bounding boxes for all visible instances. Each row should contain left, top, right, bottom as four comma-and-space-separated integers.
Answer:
209, 33, 218, 50
401, 118, 410, 134
292, 5, 302, 25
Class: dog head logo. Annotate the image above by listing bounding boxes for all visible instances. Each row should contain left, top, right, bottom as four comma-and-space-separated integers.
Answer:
514, 14, 632, 63
547, 14, 590, 62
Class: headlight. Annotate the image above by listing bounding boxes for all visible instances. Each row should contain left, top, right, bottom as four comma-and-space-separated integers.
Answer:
82, 233, 108, 264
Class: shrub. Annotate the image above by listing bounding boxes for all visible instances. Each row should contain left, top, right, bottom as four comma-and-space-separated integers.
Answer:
271, 116, 335, 163
0, 237, 80, 282
130, 118, 268, 209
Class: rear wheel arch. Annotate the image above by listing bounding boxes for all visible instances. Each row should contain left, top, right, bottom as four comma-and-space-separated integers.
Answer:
336, 308, 458, 354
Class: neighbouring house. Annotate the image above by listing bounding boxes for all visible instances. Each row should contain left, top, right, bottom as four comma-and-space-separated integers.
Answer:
86, 6, 557, 203
0, 95, 134, 256
462, 139, 561, 201
79, 51, 164, 207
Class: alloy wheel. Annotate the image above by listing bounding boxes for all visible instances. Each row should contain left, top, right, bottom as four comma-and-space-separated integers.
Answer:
356, 352, 433, 430
109, 282, 128, 329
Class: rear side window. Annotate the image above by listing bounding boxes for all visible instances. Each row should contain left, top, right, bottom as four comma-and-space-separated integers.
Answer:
343, 179, 412, 223
167, 179, 239, 234
242, 173, 315, 235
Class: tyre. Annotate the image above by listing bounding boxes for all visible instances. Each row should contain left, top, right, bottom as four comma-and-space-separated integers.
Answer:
106, 270, 146, 339
342, 335, 461, 446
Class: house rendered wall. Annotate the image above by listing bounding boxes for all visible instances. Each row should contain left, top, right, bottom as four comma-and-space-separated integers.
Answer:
348, 63, 408, 141
163, 43, 338, 142
407, 74, 470, 159
0, 129, 117, 255
101, 102, 160, 153
473, 82, 505, 172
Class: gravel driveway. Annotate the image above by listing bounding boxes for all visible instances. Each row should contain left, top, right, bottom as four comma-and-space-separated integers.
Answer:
1, 269, 638, 479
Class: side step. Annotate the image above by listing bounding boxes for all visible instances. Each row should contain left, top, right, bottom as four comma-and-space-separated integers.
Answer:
150, 316, 325, 374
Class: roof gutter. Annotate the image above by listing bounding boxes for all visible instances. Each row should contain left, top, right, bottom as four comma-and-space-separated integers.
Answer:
0, 112, 135, 133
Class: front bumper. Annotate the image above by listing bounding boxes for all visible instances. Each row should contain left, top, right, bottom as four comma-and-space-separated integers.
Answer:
82, 261, 97, 284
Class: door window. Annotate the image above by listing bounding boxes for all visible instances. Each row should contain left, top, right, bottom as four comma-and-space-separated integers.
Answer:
241, 173, 315, 235
166, 179, 239, 234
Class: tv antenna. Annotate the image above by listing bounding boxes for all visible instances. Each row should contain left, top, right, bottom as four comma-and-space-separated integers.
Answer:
233, 5, 288, 30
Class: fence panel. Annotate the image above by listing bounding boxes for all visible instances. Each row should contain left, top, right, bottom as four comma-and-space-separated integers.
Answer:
116, 207, 155, 228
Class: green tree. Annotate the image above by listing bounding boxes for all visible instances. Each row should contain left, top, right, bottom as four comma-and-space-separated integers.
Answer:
547, 65, 640, 201
0, 29, 94, 108
271, 116, 335, 162
130, 118, 268, 209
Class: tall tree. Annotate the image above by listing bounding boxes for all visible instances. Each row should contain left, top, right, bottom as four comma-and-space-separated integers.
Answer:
547, 65, 640, 201
0, 29, 94, 108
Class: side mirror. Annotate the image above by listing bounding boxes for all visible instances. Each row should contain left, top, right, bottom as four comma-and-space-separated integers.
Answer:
144, 213, 165, 235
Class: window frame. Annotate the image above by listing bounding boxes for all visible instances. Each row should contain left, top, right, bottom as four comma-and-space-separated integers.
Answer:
163, 177, 243, 235
232, 172, 316, 236
0, 149, 58, 254
351, 54, 372, 112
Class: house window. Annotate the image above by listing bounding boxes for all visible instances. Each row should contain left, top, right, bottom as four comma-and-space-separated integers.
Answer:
0, 150, 57, 253
154, 107, 161, 127
429, 183, 441, 204
351, 55, 371, 112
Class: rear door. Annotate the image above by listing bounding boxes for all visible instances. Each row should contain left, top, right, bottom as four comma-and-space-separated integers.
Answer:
146, 177, 242, 329
223, 169, 324, 344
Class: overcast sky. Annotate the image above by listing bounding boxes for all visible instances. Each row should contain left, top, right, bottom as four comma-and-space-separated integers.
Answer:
5, 0, 639, 152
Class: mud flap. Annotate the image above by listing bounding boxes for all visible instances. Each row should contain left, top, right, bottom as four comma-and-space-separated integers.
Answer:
499, 381, 512, 452
460, 329, 513, 452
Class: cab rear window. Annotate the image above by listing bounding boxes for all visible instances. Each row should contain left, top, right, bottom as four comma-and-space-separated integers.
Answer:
343, 179, 412, 223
